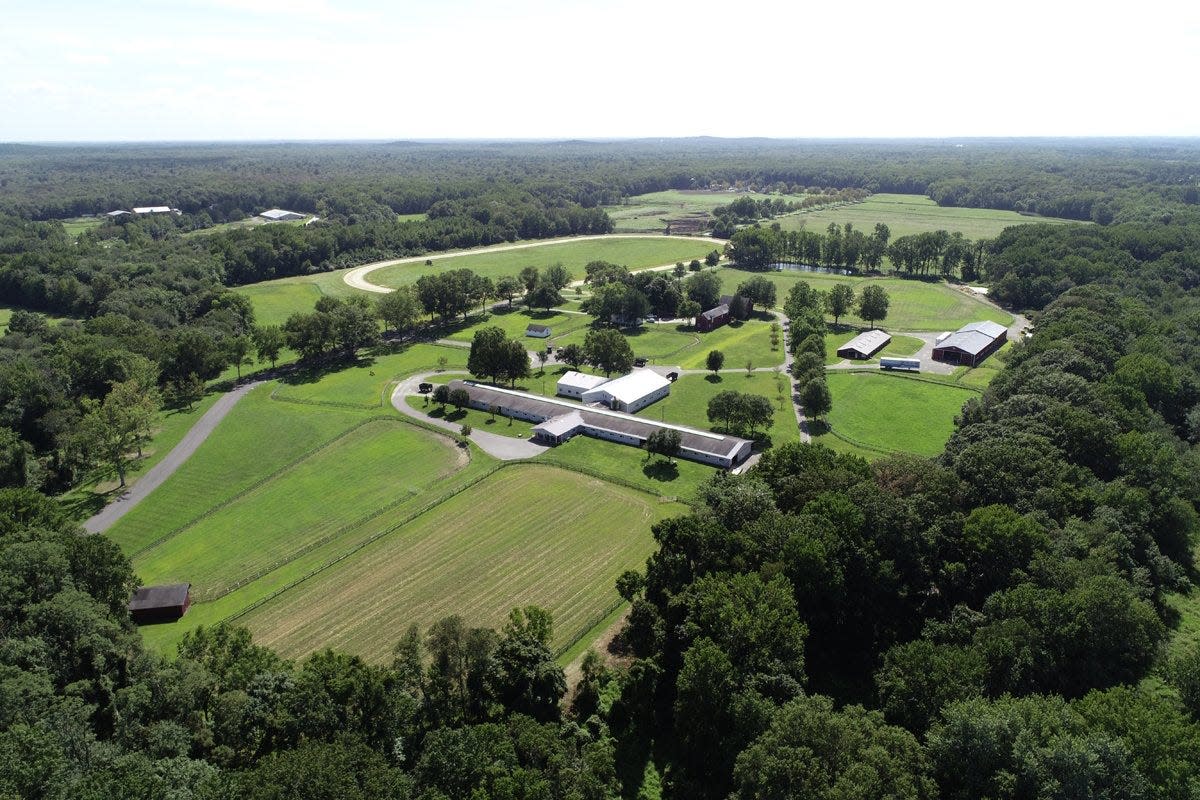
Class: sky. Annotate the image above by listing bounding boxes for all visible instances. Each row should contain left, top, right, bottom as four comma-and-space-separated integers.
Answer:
3, 0, 1199, 141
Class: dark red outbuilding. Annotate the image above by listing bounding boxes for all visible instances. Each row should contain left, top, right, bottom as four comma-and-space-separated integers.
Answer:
128, 583, 191, 624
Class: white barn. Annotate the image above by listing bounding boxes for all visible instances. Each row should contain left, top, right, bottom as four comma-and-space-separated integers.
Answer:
133, 206, 173, 214
581, 369, 671, 412
556, 371, 610, 400
259, 208, 306, 221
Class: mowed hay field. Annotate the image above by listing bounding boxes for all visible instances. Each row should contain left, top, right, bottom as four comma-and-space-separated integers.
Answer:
771, 193, 1079, 239
602, 190, 809, 232
719, 268, 1012, 331
131, 419, 466, 600
237, 465, 681, 662
817, 372, 978, 457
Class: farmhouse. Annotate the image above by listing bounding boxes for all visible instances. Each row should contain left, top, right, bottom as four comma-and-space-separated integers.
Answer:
525, 324, 552, 338
259, 208, 306, 221
697, 303, 730, 332
837, 329, 892, 360
556, 370, 610, 399
581, 369, 671, 412
128, 583, 191, 624
450, 380, 753, 467
932, 321, 1008, 367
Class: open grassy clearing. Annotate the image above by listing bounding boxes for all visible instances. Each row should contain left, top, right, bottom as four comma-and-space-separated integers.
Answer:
720, 267, 1012, 331
814, 372, 977, 457
235, 280, 327, 327
640, 372, 799, 449
0, 304, 68, 333
371, 237, 713, 288
771, 193, 1080, 239
105, 385, 369, 555
272, 344, 468, 408
602, 189, 809, 233
535, 433, 717, 501
132, 420, 465, 600
549, 318, 784, 369
60, 217, 103, 238
444, 306, 592, 344
396, 213, 426, 223
235, 465, 681, 662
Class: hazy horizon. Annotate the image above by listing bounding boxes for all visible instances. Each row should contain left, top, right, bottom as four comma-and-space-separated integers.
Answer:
5, 0, 1199, 142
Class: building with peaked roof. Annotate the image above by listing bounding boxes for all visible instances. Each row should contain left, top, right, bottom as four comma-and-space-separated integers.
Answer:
451, 380, 752, 467
259, 208, 306, 221
105, 209, 131, 218
581, 369, 671, 412
932, 320, 1008, 367
525, 324, 552, 338
697, 303, 730, 332
128, 583, 191, 624
556, 371, 610, 399
836, 329, 892, 360
720, 294, 753, 320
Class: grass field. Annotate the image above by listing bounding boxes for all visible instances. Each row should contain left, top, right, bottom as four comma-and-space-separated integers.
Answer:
105, 386, 371, 555
771, 193, 1080, 240
444, 306, 593, 344
0, 304, 67, 334
602, 190, 809, 233
132, 419, 465, 600
272, 344, 468, 407
60, 217, 103, 238
370, 237, 713, 289
234, 465, 680, 661
641, 372, 800, 449
549, 317, 784, 369
720, 268, 1012, 331
814, 372, 977, 457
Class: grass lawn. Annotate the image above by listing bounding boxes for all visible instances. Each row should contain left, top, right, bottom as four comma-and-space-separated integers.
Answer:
641, 372, 800, 450
132, 419, 466, 600
60, 217, 103, 238
771, 193, 1080, 240
105, 385, 370, 555
952, 340, 1014, 389
370, 237, 713, 289
272, 344, 468, 408
59, 391, 224, 521
678, 317, 785, 370
408, 395, 537, 438
720, 267, 1012, 331
0, 304, 68, 334
602, 189, 809, 233
233, 465, 683, 662
444, 306, 592, 344
396, 213, 426, 223
815, 372, 978, 457
533, 434, 716, 501
235, 280, 327, 327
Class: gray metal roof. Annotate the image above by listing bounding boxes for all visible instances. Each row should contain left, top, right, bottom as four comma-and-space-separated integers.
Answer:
452, 380, 751, 459
936, 321, 1007, 356
701, 304, 729, 320
838, 329, 891, 356
128, 583, 190, 611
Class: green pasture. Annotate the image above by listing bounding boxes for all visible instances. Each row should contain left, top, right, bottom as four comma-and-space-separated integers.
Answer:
814, 372, 977, 458
235, 280, 328, 327
396, 213, 426, 223
534, 434, 717, 500
235, 465, 681, 662
550, 318, 784, 369
0, 304, 67, 334
272, 344, 468, 408
641, 372, 800, 449
105, 385, 369, 555
444, 306, 592, 344
369, 237, 713, 289
131, 420, 464, 601
60, 217, 103, 238
771, 193, 1080, 239
602, 189, 809, 233
721, 268, 1012, 331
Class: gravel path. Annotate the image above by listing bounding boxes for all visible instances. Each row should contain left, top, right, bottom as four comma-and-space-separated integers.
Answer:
344, 233, 727, 294
84, 380, 263, 534
390, 372, 546, 460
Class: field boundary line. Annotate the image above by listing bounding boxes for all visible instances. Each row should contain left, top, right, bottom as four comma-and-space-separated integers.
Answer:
131, 415, 414, 557
554, 598, 625, 659
834, 367, 984, 394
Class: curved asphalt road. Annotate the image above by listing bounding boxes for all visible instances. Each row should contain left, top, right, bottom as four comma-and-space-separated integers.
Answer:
344, 233, 728, 294
84, 380, 263, 534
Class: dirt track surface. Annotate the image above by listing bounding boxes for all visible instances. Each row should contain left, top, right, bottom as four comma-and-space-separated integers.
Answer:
343, 234, 727, 294
84, 380, 262, 534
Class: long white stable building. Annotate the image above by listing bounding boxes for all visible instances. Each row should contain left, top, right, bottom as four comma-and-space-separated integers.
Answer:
451, 380, 753, 468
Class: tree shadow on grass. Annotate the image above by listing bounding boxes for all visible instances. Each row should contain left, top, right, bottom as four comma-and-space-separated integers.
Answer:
279, 353, 380, 387
642, 459, 679, 482
705, 374, 723, 383
426, 407, 467, 423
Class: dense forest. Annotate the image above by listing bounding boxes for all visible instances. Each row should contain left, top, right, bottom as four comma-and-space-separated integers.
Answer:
4, 139, 1200, 798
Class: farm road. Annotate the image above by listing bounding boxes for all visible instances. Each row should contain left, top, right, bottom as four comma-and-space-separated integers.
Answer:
343, 233, 727, 294
84, 380, 263, 534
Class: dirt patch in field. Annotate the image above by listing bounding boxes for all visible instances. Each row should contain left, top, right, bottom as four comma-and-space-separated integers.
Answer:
564, 605, 633, 697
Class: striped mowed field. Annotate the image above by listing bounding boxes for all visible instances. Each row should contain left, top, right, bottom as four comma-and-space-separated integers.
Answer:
237, 465, 680, 662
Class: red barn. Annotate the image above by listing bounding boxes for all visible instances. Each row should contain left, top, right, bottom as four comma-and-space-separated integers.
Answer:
128, 583, 191, 624
697, 303, 730, 332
